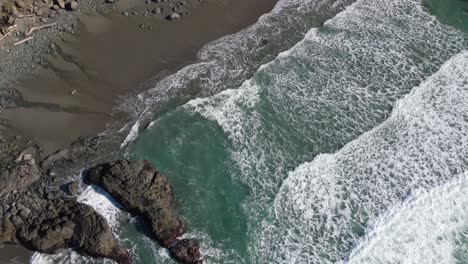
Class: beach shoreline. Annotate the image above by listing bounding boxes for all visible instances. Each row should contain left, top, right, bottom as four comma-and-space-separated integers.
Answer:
0, 0, 277, 262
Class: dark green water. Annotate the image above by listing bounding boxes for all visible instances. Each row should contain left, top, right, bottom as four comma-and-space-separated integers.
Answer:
425, 0, 468, 33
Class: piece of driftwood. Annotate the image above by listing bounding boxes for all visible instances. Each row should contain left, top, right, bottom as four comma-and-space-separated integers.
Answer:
13, 36, 34, 46
27, 22, 57, 36
18, 14, 36, 18
0, 26, 16, 43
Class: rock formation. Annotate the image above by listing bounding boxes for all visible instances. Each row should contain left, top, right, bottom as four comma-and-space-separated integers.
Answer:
0, 136, 131, 264
86, 160, 201, 264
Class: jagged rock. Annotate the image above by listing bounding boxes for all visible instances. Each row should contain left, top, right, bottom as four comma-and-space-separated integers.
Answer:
85, 160, 200, 264
169, 239, 202, 264
16, 199, 131, 263
0, 159, 41, 196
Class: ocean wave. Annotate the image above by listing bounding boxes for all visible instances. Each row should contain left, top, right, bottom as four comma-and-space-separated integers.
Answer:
346, 172, 468, 264
121, 0, 356, 146
188, 0, 465, 202
269, 50, 468, 263
184, 0, 466, 262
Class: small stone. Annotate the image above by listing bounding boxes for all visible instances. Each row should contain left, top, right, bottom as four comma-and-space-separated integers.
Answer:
14, 0, 26, 8
9, 207, 18, 215
70, 89, 77, 95
105, 0, 115, 3
51, 4, 60, 10
23, 153, 33, 161
66, 182, 80, 195
152, 7, 161, 15
122, 11, 129, 16
18, 208, 31, 218
139, 24, 145, 29
66, 1, 78, 10
166, 12, 180, 21
35, 9, 44, 16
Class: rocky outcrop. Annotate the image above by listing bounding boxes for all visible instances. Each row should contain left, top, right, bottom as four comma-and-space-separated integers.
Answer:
0, 196, 131, 264
18, 199, 129, 263
0, 133, 130, 263
0, 148, 41, 196
86, 160, 201, 264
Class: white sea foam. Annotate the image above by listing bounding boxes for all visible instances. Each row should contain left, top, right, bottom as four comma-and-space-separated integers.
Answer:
346, 173, 468, 264
183, 0, 467, 262
267, 51, 468, 263
117, 0, 467, 262
188, 0, 465, 200
119, 0, 356, 144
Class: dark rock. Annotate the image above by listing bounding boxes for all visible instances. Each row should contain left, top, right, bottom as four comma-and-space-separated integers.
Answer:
86, 160, 199, 263
16, 199, 131, 264
169, 239, 202, 264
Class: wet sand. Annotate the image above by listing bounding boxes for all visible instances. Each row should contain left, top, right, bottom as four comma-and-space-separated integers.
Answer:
0, 244, 32, 264
0, 0, 277, 261
0, 0, 277, 155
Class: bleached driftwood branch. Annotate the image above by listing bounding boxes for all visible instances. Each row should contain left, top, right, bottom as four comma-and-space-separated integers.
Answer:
13, 36, 34, 46
27, 22, 57, 36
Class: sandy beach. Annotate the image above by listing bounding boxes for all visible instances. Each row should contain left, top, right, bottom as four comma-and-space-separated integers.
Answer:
1, 0, 276, 155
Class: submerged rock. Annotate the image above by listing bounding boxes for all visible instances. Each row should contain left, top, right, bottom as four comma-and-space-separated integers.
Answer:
86, 160, 201, 264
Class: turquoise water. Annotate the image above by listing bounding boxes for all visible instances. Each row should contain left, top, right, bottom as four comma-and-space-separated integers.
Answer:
125, 0, 468, 263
